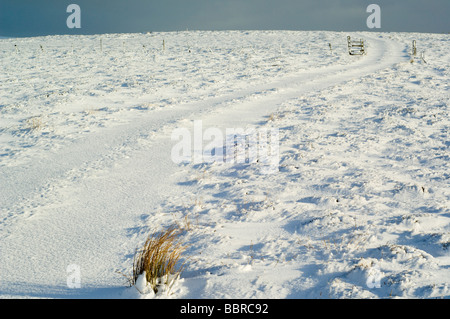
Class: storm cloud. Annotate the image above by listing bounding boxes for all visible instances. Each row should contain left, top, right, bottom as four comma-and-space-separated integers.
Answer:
0, 0, 448, 37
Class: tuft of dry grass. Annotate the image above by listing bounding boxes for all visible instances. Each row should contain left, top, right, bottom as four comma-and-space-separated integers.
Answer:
25, 116, 44, 131
132, 225, 188, 294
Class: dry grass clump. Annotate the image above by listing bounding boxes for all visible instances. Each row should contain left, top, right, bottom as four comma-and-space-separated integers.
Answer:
132, 225, 187, 294
25, 116, 44, 131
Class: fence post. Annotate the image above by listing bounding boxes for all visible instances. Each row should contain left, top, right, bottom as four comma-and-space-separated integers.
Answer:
421, 51, 427, 64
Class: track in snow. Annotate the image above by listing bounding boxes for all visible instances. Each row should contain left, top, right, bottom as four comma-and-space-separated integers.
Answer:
0, 34, 408, 298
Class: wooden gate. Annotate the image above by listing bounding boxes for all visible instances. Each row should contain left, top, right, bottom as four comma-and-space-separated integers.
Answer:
347, 36, 366, 55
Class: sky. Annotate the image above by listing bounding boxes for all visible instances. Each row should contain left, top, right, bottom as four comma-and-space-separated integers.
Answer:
0, 0, 449, 37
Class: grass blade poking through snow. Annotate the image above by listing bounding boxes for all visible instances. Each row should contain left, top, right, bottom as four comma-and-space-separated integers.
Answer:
132, 225, 187, 295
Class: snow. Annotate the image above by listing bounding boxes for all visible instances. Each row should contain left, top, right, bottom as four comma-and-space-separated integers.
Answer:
0, 30, 448, 299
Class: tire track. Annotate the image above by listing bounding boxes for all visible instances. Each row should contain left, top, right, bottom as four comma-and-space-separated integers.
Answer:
0, 35, 408, 298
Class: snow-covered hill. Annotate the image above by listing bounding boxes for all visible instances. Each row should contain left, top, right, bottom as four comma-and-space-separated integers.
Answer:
0, 31, 448, 299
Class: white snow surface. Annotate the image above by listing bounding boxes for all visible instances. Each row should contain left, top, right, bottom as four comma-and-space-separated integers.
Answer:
0, 30, 449, 299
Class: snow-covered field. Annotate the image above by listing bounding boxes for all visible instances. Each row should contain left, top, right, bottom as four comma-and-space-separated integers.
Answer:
0, 30, 448, 299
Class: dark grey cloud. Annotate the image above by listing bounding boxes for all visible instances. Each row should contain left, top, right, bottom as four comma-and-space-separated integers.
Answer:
0, 0, 449, 37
